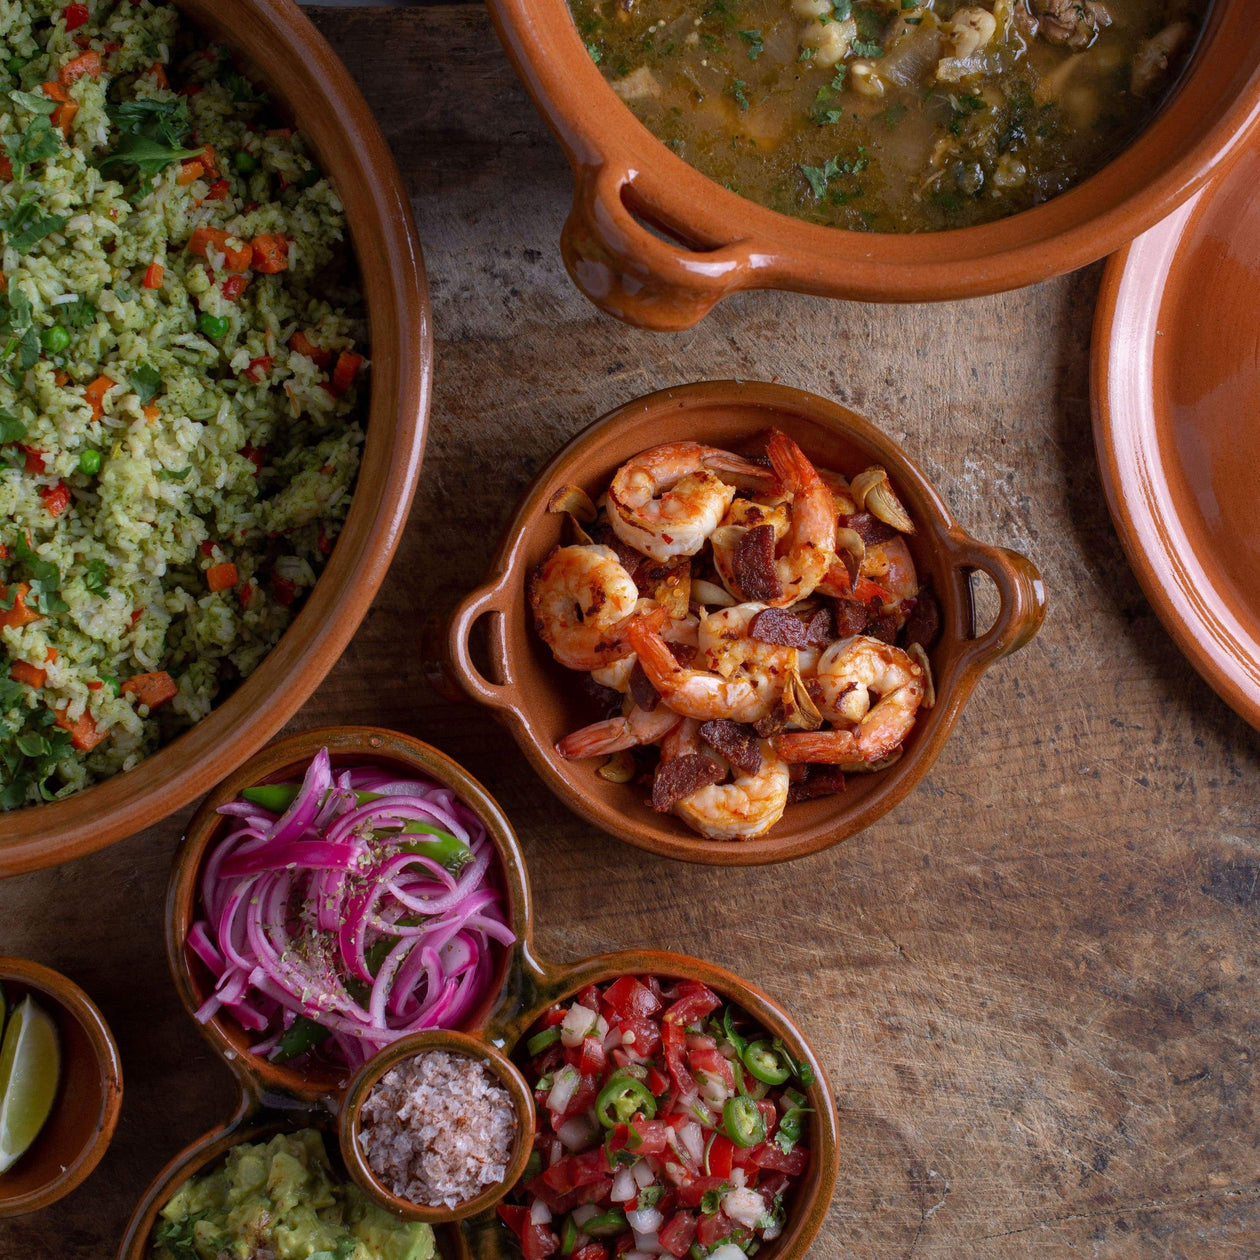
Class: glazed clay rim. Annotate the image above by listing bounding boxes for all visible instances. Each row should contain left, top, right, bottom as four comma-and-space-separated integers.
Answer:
0, 0, 432, 876
487, 0, 1260, 324
339, 1028, 537, 1224
0, 957, 123, 1217
445, 379, 1046, 865
166, 726, 537, 1106
1092, 157, 1260, 731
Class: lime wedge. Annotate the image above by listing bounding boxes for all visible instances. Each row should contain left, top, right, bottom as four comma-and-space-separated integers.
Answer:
0, 995, 61, 1174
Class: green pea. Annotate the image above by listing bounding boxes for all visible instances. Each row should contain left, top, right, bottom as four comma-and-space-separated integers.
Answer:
197, 313, 229, 340
232, 150, 257, 174
77, 447, 101, 475
40, 326, 69, 354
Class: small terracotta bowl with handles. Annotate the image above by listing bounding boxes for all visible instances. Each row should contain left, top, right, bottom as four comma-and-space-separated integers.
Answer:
0, 957, 123, 1217
437, 379, 1046, 865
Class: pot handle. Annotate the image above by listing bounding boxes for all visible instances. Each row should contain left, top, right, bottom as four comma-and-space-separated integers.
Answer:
561, 163, 757, 331
948, 536, 1046, 676
445, 574, 520, 713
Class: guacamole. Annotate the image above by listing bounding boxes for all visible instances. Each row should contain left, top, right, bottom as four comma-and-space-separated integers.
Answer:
150, 1130, 436, 1260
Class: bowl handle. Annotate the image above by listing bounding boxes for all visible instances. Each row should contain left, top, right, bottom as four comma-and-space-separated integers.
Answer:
445, 574, 520, 713
948, 536, 1046, 676
561, 162, 756, 331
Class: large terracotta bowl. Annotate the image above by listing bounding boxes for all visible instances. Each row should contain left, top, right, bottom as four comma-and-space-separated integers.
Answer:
0, 958, 123, 1217
486, 0, 1260, 328
119, 726, 839, 1259
0, 0, 431, 876
441, 380, 1046, 865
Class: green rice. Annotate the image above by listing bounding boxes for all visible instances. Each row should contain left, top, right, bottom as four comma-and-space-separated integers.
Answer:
0, 0, 366, 809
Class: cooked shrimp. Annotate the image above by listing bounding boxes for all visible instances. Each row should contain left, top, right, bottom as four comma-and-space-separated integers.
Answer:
664, 720, 790, 841
763, 431, 837, 606
817, 533, 919, 617
608, 442, 774, 563
557, 702, 680, 759
698, 602, 798, 689
529, 544, 641, 671
774, 635, 924, 764
711, 500, 790, 601
627, 614, 776, 723
589, 614, 700, 691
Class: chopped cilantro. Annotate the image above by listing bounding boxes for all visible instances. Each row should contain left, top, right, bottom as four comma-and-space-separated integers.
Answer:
738, 29, 764, 60
84, 558, 109, 597
731, 78, 749, 110
0, 411, 25, 444
131, 364, 161, 405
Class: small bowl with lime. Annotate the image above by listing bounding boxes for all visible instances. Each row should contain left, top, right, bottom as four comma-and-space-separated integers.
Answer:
0, 957, 123, 1217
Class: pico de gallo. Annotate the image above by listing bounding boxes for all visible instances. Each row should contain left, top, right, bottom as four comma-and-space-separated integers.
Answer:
499, 975, 814, 1260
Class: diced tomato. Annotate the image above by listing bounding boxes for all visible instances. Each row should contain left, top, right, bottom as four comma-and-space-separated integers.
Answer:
663, 981, 722, 1028
750, 1142, 809, 1175
611, 1239, 635, 1259
205, 178, 230, 202
206, 562, 238, 592
658, 1211, 699, 1258
497, 1205, 560, 1260
571, 1247, 608, 1260
187, 226, 252, 271
54, 705, 102, 751
573, 1036, 606, 1079
242, 355, 272, 383
696, 1211, 740, 1248
662, 1018, 696, 1097
328, 350, 362, 398
19, 445, 45, 474
572, 1176, 613, 1205
250, 232, 288, 273
142, 262, 164, 289
221, 273, 249, 301
625, 1116, 667, 1156
689, 1046, 734, 1091
38, 480, 71, 517
705, 1133, 736, 1178
288, 329, 332, 369
646, 1064, 669, 1095
240, 445, 265, 474
84, 374, 114, 421
604, 975, 663, 1021
676, 1176, 728, 1209
120, 670, 177, 710
62, 3, 89, 31
175, 159, 204, 186
558, 1074, 599, 1122
59, 50, 101, 84
757, 1099, 778, 1137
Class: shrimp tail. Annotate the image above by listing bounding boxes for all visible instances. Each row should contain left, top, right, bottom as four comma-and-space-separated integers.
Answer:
557, 717, 633, 759
702, 448, 777, 491
766, 429, 821, 494
626, 615, 683, 690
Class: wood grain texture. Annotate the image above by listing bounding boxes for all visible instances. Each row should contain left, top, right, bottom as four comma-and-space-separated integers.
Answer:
2, 5, 1260, 1257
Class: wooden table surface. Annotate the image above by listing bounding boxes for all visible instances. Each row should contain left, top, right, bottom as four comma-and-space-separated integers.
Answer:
4, 3, 1260, 1257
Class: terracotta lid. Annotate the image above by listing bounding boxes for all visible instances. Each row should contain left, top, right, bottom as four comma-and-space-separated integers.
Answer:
1093, 142, 1260, 731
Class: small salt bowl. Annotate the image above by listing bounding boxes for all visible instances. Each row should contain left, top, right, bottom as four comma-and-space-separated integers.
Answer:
340, 1028, 536, 1224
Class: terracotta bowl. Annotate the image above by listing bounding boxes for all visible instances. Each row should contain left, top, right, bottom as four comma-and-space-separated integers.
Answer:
486, 0, 1260, 328
0, 958, 123, 1217
340, 1029, 537, 1224
0, 0, 432, 876
1092, 140, 1260, 731
166, 727, 534, 1106
440, 380, 1046, 865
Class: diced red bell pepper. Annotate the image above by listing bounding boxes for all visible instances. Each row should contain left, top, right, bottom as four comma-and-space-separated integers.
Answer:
603, 975, 663, 1020
658, 1211, 699, 1258
328, 349, 363, 397
38, 480, 71, 517
221, 273, 249, 301
0, 155, 11, 181
62, 3, 89, 32
288, 329, 333, 370
204, 178, 230, 202
239, 445, 265, 474
18, 445, 43, 474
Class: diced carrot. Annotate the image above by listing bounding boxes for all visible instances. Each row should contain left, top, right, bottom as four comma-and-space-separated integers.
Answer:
53, 100, 78, 135
54, 705, 102, 751
186, 226, 251, 272
329, 351, 363, 398
142, 262, 164, 289
0, 155, 12, 181
53, 369, 69, 386
204, 178, 230, 202
84, 374, 114, 420
41, 81, 70, 103
19, 445, 45, 474
288, 330, 331, 370
120, 670, 177, 709
46, 648, 58, 663
147, 62, 168, 89
59, 51, 102, 85
243, 356, 271, 383
176, 160, 204, 186
206, 562, 238, 592
39, 480, 71, 517
142, 404, 159, 423
221, 273, 249, 301
0, 582, 40, 629
250, 233, 288, 274
87, 678, 102, 691
199, 144, 219, 179
0, 543, 7, 559
9, 646, 55, 689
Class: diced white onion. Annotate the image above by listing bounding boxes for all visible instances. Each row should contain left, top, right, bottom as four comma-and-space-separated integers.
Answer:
632, 1236, 664, 1256
603, 1025, 624, 1051
572, 1204, 600, 1228
626, 1252, 657, 1260
561, 1003, 598, 1047
721, 1187, 768, 1229
628, 1207, 665, 1235
611, 1165, 639, 1202
632, 1162, 655, 1189
530, 1199, 553, 1225
595, 1014, 609, 1040
547, 1064, 581, 1114
699, 1072, 730, 1104
707, 1247, 749, 1260
557, 1113, 599, 1151
679, 1122, 705, 1164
